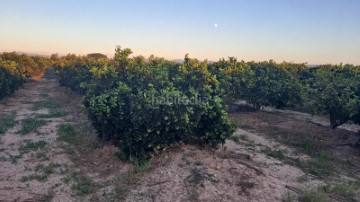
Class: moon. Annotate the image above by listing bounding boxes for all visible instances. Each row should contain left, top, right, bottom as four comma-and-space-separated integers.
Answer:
214, 23, 218, 28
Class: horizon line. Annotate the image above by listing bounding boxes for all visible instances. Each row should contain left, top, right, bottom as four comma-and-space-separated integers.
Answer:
1, 49, 359, 66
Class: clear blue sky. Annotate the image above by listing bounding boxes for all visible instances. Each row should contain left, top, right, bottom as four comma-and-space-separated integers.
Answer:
0, 0, 359, 64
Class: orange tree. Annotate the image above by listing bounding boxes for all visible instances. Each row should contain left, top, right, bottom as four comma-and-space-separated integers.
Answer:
54, 54, 110, 94
0, 52, 51, 99
210, 59, 304, 109
56, 47, 234, 162
0, 60, 24, 99
304, 64, 360, 128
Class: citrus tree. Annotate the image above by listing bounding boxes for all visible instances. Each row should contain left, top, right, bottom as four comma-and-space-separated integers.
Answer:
236, 61, 303, 109
56, 47, 235, 162
0, 52, 50, 99
305, 65, 360, 128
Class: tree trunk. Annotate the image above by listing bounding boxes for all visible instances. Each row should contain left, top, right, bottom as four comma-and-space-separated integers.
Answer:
329, 110, 346, 129
330, 110, 337, 128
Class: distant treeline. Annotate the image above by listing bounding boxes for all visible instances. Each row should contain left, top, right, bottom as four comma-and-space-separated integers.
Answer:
0, 52, 51, 99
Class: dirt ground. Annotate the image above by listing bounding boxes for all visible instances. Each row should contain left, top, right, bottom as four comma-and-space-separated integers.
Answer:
0, 71, 359, 202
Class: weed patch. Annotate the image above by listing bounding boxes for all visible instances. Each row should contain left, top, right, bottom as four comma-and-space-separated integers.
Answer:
295, 139, 317, 155
323, 181, 359, 199
70, 171, 97, 196
57, 124, 79, 145
113, 162, 150, 199
32, 100, 60, 111
305, 155, 336, 177
298, 189, 328, 202
297, 181, 359, 202
35, 163, 61, 174
21, 174, 48, 182
32, 100, 67, 118
22, 163, 62, 182
20, 140, 47, 152
262, 148, 286, 160
36, 108, 67, 118
0, 112, 16, 134
2, 153, 23, 164
19, 117, 47, 134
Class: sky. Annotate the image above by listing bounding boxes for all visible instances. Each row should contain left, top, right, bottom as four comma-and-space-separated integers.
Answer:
0, 0, 359, 64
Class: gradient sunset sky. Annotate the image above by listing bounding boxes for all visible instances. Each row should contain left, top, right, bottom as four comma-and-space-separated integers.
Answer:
0, 0, 359, 64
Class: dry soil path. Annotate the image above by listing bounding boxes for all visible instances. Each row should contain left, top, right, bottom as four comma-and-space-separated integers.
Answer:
0, 71, 82, 201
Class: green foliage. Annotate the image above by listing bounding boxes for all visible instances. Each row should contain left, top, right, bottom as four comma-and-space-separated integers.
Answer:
304, 65, 360, 128
306, 155, 336, 177
22, 163, 61, 183
241, 61, 303, 108
0, 67, 24, 99
298, 189, 328, 202
211, 58, 360, 129
36, 108, 67, 118
57, 124, 80, 145
21, 174, 48, 182
20, 140, 47, 151
19, 117, 47, 134
296, 139, 317, 155
35, 163, 61, 174
54, 54, 112, 94
114, 45, 133, 69
55, 45, 360, 160
70, 172, 97, 196
210, 59, 304, 108
298, 181, 359, 202
56, 47, 235, 162
32, 100, 67, 118
32, 100, 60, 110
329, 181, 359, 198
0, 52, 51, 99
0, 112, 17, 134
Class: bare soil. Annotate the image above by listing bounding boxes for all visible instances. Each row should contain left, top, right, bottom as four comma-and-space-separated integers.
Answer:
0, 71, 359, 201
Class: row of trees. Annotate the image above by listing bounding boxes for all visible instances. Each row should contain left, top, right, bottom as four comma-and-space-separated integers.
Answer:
54, 47, 360, 161
209, 59, 360, 128
54, 48, 234, 161
305, 65, 360, 128
0, 52, 51, 99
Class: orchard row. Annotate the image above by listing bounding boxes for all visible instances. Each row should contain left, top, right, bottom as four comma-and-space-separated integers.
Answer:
53, 46, 360, 161
0, 52, 51, 99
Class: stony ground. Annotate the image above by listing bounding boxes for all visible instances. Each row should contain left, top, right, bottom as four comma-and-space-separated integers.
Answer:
0, 71, 359, 202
